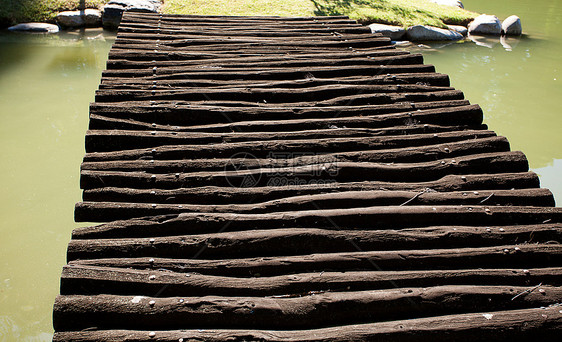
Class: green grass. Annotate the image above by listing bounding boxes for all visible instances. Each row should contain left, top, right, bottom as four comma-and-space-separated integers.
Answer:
0, 0, 108, 27
0, 0, 479, 29
162, 0, 479, 28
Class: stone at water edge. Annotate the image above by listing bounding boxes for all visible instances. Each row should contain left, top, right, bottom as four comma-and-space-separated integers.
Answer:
447, 25, 468, 36
368, 23, 406, 40
428, 0, 464, 9
406, 25, 463, 41
502, 15, 522, 36
57, 9, 102, 28
8, 23, 59, 33
103, 0, 162, 29
468, 14, 502, 36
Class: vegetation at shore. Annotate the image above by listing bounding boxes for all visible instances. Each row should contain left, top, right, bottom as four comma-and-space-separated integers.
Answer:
0, 0, 108, 27
1, 0, 479, 28
162, 0, 479, 27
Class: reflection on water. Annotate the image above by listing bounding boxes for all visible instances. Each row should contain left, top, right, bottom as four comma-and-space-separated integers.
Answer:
0, 28, 115, 341
0, 0, 560, 339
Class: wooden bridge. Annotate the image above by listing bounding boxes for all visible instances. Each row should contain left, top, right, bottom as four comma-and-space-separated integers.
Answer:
53, 12, 562, 341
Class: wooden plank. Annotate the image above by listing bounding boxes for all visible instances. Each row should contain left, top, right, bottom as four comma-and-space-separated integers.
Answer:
60, 265, 562, 296
53, 285, 562, 331
88, 102, 477, 131
102, 64, 435, 79
67, 243, 562, 272
83, 130, 495, 159
70, 225, 562, 259
89, 101, 477, 128
100, 73, 451, 89
51, 306, 562, 341
82, 136, 509, 168
80, 172, 541, 205
71, 205, 562, 238
79, 152, 528, 191
74, 188, 554, 222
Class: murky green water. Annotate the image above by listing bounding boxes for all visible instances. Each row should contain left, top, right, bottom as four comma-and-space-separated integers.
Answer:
404, 0, 562, 202
0, 0, 559, 339
0, 29, 115, 340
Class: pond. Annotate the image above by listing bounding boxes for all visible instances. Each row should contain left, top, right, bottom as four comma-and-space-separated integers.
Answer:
0, 0, 559, 339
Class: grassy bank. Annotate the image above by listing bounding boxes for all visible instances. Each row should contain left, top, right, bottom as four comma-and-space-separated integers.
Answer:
162, 0, 479, 27
0, 0, 108, 27
1, 0, 479, 28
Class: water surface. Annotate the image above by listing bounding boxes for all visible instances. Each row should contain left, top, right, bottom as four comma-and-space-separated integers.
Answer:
404, 0, 561, 201
0, 29, 114, 340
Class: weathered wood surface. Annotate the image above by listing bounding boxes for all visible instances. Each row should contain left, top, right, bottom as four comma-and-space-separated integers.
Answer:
54, 12, 561, 340
53, 306, 562, 341
53, 285, 562, 330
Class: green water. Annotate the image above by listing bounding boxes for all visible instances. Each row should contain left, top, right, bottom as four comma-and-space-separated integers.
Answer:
0, 0, 560, 339
0, 29, 114, 340
404, 0, 562, 202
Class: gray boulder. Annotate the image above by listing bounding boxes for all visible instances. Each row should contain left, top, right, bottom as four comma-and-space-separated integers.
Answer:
501, 15, 522, 36
406, 25, 463, 41
447, 25, 468, 36
428, 0, 464, 9
103, 0, 161, 29
8, 23, 59, 33
57, 9, 102, 28
368, 23, 405, 40
468, 14, 501, 36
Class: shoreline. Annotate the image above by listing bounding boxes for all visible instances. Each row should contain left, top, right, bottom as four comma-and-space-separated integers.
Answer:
2, 1, 522, 42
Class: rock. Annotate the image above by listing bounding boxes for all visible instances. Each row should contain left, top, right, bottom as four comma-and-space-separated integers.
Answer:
428, 0, 464, 9
7, 23, 59, 33
447, 25, 468, 36
103, 0, 161, 29
368, 23, 405, 40
501, 15, 522, 36
468, 14, 501, 36
406, 25, 463, 41
57, 9, 102, 28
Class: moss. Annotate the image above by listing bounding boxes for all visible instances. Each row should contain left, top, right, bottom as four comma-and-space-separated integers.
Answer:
0, 0, 108, 27
162, 0, 478, 28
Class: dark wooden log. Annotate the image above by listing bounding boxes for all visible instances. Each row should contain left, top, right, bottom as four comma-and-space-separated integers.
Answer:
113, 38, 391, 52
117, 26, 371, 37
117, 29, 374, 38
100, 73, 451, 90
89, 101, 477, 129
94, 84, 455, 104
83, 130, 494, 160
74, 188, 554, 222
82, 136, 508, 171
105, 54, 424, 71
80, 172, 540, 205
107, 49, 413, 63
71, 205, 562, 239
101, 64, 434, 80
60, 265, 562, 296
67, 241, 562, 273
53, 285, 562, 331
70, 225, 562, 259
85, 126, 497, 154
116, 34, 384, 48
52, 306, 562, 341
79, 152, 528, 191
